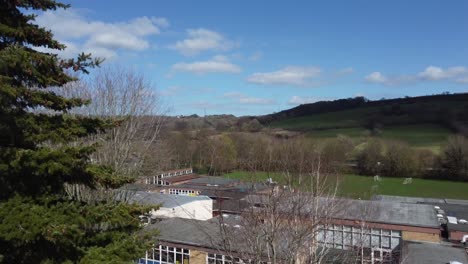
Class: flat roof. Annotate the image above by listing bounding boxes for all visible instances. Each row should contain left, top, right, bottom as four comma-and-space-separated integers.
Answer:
402, 241, 468, 264
162, 174, 200, 184
373, 195, 445, 204
374, 195, 468, 206
440, 203, 468, 233
375, 195, 468, 232
145, 217, 218, 247
173, 178, 271, 199
127, 191, 211, 208
340, 199, 439, 228
184, 176, 240, 186
244, 194, 440, 228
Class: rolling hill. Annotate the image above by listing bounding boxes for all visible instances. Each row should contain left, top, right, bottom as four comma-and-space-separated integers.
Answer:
258, 93, 468, 150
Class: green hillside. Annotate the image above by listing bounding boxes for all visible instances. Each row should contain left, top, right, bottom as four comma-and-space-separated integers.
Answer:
263, 93, 468, 151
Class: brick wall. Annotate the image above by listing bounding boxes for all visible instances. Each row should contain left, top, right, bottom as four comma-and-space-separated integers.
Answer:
190, 249, 207, 264
402, 230, 440, 242
449, 230, 468, 241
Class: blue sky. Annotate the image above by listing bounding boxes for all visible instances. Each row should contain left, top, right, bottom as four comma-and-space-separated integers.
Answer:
35, 0, 468, 116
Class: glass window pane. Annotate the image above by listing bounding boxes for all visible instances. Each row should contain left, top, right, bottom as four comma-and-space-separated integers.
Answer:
371, 235, 380, 247
344, 232, 352, 247
382, 236, 390, 248
335, 230, 343, 245
317, 230, 324, 242
391, 237, 401, 249
352, 232, 361, 246
326, 230, 334, 244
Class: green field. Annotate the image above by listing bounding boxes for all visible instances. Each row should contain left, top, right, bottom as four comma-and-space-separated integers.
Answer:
224, 171, 468, 200
338, 174, 468, 200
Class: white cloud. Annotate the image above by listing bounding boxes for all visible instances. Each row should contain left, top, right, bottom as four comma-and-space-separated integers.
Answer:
418, 66, 468, 81
171, 55, 242, 74
366, 66, 468, 86
34, 9, 168, 59
365, 72, 388, 84
288, 96, 328, 105
223, 92, 275, 105
247, 66, 322, 87
170, 28, 236, 56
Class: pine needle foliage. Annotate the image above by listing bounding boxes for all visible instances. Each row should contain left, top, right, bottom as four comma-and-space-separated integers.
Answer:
0, 1, 154, 263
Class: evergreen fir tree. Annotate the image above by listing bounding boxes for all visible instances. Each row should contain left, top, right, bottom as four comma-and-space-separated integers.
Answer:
0, 1, 152, 262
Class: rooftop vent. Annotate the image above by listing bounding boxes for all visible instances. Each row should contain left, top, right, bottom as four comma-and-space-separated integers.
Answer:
447, 216, 458, 224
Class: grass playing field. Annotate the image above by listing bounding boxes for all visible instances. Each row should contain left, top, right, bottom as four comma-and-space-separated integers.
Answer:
224, 171, 468, 200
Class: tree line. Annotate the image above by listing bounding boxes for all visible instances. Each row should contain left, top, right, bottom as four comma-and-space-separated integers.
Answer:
159, 129, 468, 182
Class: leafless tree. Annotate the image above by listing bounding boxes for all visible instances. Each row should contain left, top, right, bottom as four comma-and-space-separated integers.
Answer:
61, 67, 166, 179
197, 136, 384, 264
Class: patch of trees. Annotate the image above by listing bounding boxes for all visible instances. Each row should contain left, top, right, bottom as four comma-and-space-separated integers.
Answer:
158, 131, 354, 180
356, 136, 468, 181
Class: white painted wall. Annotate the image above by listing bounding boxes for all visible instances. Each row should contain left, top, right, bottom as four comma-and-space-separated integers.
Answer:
150, 199, 213, 221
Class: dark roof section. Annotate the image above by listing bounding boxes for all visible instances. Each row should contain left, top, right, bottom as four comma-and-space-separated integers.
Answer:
373, 195, 445, 204
162, 174, 201, 184
374, 195, 468, 232
183, 176, 241, 187
173, 176, 271, 199
401, 241, 468, 264
441, 203, 468, 233
244, 194, 440, 228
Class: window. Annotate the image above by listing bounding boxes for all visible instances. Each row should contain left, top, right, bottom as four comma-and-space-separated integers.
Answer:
316, 224, 402, 263
206, 254, 269, 264
168, 189, 200, 196
207, 254, 242, 264
140, 245, 190, 264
